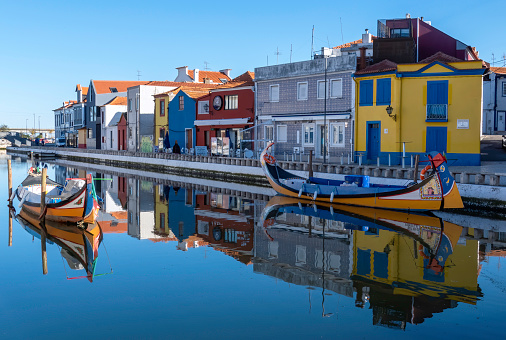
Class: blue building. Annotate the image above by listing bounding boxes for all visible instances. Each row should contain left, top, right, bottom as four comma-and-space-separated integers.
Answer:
168, 87, 212, 153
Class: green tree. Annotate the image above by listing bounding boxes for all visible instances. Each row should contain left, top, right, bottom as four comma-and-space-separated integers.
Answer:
0, 124, 8, 131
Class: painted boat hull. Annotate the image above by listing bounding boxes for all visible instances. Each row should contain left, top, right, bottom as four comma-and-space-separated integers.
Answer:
260, 143, 463, 211
17, 174, 100, 223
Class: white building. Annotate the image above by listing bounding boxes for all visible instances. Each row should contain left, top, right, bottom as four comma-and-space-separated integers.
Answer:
483, 67, 506, 134
100, 97, 127, 150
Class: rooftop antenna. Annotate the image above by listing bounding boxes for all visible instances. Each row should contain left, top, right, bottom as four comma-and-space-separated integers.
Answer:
137, 70, 142, 80
503, 53, 506, 66
275, 47, 282, 64
204, 61, 210, 71
340, 17, 344, 45
311, 25, 315, 59
290, 44, 293, 63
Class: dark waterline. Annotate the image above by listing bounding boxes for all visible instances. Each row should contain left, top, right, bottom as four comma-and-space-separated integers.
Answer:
1, 154, 505, 339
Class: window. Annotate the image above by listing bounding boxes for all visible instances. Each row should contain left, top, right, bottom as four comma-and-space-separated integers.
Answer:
110, 131, 113, 148
198, 101, 209, 114
224, 95, 238, 110
109, 87, 118, 93
265, 125, 274, 141
160, 128, 165, 140
160, 100, 165, 116
330, 123, 345, 146
88, 129, 92, 138
330, 79, 343, 98
303, 124, 314, 145
160, 213, 165, 229
503, 83, 506, 96
317, 80, 328, 99
426, 80, 448, 121
277, 125, 287, 142
376, 78, 391, 105
297, 82, 308, 100
128, 99, 132, 111
179, 96, 184, 110
390, 28, 410, 38
359, 80, 373, 106
269, 85, 279, 102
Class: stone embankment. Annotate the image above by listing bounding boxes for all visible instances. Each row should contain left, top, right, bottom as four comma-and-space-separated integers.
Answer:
8, 146, 506, 212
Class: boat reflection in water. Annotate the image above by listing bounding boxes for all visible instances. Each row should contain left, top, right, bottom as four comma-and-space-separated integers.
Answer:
257, 196, 482, 329
15, 209, 104, 282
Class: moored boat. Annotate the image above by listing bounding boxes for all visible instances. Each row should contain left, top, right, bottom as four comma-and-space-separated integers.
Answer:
15, 168, 100, 224
15, 209, 103, 282
260, 142, 463, 211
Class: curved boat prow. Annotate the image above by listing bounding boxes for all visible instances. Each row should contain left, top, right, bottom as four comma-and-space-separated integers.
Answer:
427, 153, 464, 209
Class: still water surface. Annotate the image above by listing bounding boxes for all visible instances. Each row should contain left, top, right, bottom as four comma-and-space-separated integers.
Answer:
1, 155, 505, 339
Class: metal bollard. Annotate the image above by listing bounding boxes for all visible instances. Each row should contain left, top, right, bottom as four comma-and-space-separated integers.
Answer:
377, 157, 380, 167
410, 155, 413, 168
388, 154, 391, 167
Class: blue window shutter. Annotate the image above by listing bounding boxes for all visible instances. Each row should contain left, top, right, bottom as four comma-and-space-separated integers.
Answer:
359, 80, 373, 106
427, 80, 448, 104
376, 78, 391, 105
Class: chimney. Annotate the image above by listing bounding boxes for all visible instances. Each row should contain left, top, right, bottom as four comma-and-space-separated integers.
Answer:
362, 29, 372, 44
203, 78, 212, 84
406, 13, 411, 18
194, 68, 200, 83
176, 66, 189, 81
220, 69, 232, 78
359, 47, 367, 71
420, 16, 424, 21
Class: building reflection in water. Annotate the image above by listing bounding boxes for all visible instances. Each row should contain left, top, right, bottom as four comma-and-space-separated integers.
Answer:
70, 170, 497, 328
256, 196, 483, 329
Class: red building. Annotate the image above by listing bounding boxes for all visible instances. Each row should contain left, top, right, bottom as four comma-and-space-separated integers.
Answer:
117, 113, 127, 150
195, 72, 255, 156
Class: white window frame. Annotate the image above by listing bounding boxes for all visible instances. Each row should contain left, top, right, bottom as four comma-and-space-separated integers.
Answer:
302, 123, 315, 146
297, 81, 308, 101
330, 123, 345, 147
264, 125, 274, 142
224, 95, 238, 110
198, 100, 209, 114
330, 78, 343, 98
269, 84, 279, 102
317, 80, 329, 99
277, 125, 287, 142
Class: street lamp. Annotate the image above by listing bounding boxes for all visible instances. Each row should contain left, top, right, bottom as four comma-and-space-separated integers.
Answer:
386, 105, 396, 121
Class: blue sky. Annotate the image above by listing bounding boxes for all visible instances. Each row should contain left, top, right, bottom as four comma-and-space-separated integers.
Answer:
0, 0, 504, 130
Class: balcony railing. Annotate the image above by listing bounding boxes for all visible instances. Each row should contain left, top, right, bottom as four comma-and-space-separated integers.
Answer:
426, 104, 448, 121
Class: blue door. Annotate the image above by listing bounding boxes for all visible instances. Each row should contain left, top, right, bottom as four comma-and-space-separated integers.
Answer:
367, 122, 380, 160
426, 127, 447, 153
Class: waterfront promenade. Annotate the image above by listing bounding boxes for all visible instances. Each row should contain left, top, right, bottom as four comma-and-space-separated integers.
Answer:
7, 145, 506, 209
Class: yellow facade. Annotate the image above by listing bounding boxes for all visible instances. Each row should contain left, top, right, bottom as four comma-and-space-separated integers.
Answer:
352, 224, 480, 304
354, 60, 484, 165
154, 93, 170, 148
154, 185, 171, 236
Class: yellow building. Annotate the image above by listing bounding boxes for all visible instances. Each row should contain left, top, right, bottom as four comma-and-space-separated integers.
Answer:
153, 92, 173, 149
353, 52, 485, 165
352, 221, 480, 305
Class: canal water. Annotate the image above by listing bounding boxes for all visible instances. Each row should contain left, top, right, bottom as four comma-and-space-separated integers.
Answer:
1, 154, 505, 339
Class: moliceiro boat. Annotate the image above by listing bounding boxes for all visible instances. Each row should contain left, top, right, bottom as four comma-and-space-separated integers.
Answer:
15, 168, 100, 224
260, 142, 463, 211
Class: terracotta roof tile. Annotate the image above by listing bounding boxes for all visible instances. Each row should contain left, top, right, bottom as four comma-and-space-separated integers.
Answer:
355, 59, 397, 75
92, 80, 150, 94
187, 70, 231, 83
418, 51, 462, 64
214, 71, 255, 89
333, 36, 376, 49
103, 96, 128, 106
491, 67, 506, 74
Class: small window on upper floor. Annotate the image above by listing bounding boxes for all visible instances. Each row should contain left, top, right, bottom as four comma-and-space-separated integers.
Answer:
330, 79, 343, 98
297, 82, 308, 100
224, 95, 238, 110
317, 80, 328, 99
376, 78, 391, 106
179, 96, 184, 110
359, 80, 373, 106
160, 100, 165, 116
269, 85, 279, 102
502, 82, 506, 96
110, 87, 118, 93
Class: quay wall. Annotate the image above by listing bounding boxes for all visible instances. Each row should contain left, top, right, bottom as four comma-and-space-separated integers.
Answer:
8, 146, 506, 210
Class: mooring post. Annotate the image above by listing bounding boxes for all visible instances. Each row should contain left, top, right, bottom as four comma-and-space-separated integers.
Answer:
7, 159, 12, 206
413, 154, 420, 182
41, 167, 48, 275
309, 150, 313, 178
